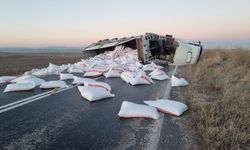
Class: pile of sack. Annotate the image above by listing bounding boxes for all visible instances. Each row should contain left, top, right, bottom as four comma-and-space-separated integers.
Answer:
0, 45, 191, 116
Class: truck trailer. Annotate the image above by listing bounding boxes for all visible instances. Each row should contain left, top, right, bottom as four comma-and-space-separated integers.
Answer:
83, 33, 203, 66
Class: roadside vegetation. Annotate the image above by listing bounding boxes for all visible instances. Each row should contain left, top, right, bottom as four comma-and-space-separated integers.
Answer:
182, 49, 250, 149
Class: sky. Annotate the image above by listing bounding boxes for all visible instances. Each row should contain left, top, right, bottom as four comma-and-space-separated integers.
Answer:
0, 0, 250, 47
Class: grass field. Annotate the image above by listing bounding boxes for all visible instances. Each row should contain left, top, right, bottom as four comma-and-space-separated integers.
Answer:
182, 49, 250, 149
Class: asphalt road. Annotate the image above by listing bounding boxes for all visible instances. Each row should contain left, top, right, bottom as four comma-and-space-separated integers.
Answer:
0, 67, 186, 150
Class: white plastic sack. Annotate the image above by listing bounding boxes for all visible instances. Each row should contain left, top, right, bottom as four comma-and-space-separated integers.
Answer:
17, 77, 45, 86
68, 68, 84, 73
104, 69, 121, 78
0, 76, 16, 83
171, 75, 189, 87
129, 74, 153, 85
47, 63, 60, 75
83, 69, 102, 77
72, 76, 95, 85
130, 76, 151, 85
85, 82, 111, 91
144, 99, 188, 116
149, 69, 170, 81
4, 83, 35, 93
120, 72, 132, 83
118, 101, 159, 119
32, 68, 48, 76
60, 73, 74, 80
40, 80, 68, 89
78, 86, 115, 101
11, 75, 35, 83
142, 62, 163, 71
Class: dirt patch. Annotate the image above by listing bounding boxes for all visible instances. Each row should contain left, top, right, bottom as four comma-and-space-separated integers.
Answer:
0, 52, 95, 76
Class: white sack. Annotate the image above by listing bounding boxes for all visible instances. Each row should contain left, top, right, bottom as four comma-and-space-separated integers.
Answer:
77, 86, 115, 101
47, 63, 60, 75
68, 68, 85, 73
129, 74, 153, 85
40, 80, 68, 89
142, 62, 163, 71
117, 101, 159, 119
11, 75, 35, 83
171, 75, 189, 87
0, 76, 16, 83
60, 73, 74, 80
32, 68, 48, 76
104, 69, 121, 78
72, 76, 95, 85
85, 82, 111, 91
120, 72, 131, 83
144, 99, 188, 116
149, 69, 170, 81
84, 69, 102, 77
4, 83, 35, 93
17, 77, 45, 86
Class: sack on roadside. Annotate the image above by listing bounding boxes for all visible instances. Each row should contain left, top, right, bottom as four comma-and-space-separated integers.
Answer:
0, 76, 16, 84
3, 83, 35, 93
11, 75, 35, 83
171, 75, 189, 87
129, 74, 153, 85
47, 63, 60, 75
83, 69, 103, 77
104, 68, 121, 78
17, 77, 45, 86
60, 73, 74, 80
149, 69, 170, 81
77, 86, 115, 101
118, 101, 159, 119
32, 68, 48, 76
40, 80, 68, 89
144, 99, 188, 116
84, 81, 111, 91
72, 76, 95, 85
120, 72, 131, 83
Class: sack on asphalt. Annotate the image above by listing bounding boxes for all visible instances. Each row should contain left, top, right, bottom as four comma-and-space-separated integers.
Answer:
104, 68, 121, 78
77, 86, 115, 101
144, 99, 188, 116
149, 69, 170, 81
83, 69, 103, 77
11, 75, 35, 83
68, 68, 85, 73
120, 72, 131, 83
142, 62, 163, 71
118, 101, 160, 119
171, 75, 189, 87
3, 83, 35, 93
72, 76, 95, 85
47, 63, 60, 75
85, 82, 111, 91
129, 74, 153, 85
0, 76, 16, 83
40, 80, 68, 89
60, 73, 74, 80
32, 68, 48, 76
17, 77, 45, 86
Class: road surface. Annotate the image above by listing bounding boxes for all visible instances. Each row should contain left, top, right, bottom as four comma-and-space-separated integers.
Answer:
0, 67, 186, 150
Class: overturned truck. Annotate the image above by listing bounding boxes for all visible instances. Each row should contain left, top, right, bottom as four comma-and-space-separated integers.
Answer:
83, 33, 203, 66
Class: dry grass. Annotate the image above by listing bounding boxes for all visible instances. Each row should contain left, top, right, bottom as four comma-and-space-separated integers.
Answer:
182, 49, 250, 149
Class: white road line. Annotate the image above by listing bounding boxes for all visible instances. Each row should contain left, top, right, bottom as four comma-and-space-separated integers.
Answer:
0, 85, 77, 114
0, 76, 103, 114
0, 90, 54, 110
